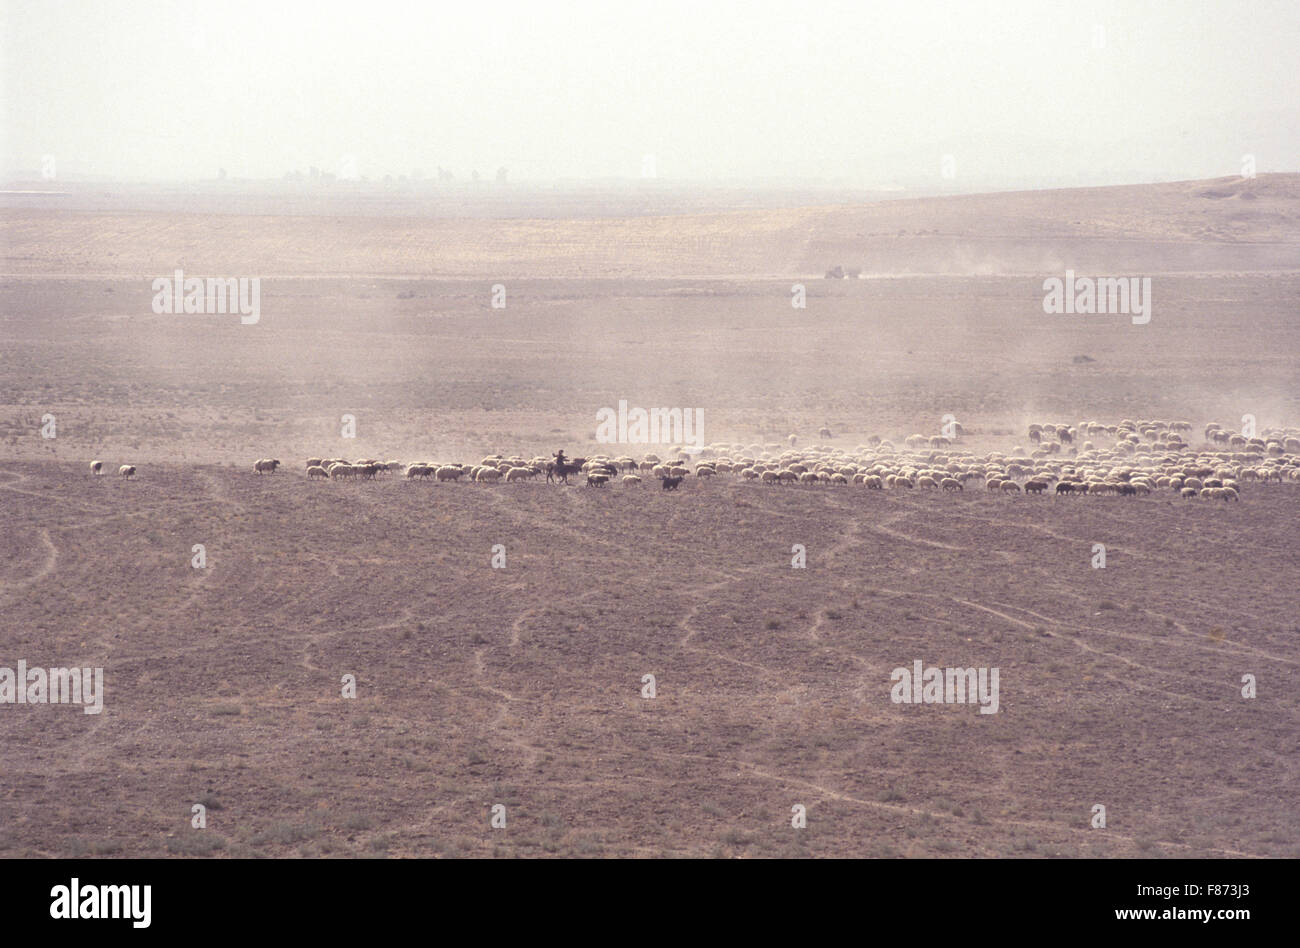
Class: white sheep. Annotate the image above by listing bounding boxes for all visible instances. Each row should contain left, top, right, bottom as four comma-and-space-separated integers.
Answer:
307, 465, 329, 479
90, 460, 103, 476
254, 458, 281, 474
118, 464, 136, 478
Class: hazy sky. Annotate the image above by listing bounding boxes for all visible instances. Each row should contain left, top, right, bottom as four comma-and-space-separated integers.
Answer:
3, 0, 1297, 182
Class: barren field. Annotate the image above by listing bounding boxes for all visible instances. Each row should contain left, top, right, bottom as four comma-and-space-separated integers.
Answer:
1, 176, 1297, 858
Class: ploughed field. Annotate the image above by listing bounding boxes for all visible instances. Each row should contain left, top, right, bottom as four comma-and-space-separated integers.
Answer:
1, 175, 1297, 857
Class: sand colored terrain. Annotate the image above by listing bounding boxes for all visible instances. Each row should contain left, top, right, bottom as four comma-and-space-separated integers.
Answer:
0, 176, 1297, 857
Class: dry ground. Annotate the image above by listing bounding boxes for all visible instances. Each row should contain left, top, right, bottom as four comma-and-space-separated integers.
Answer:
0, 175, 1297, 857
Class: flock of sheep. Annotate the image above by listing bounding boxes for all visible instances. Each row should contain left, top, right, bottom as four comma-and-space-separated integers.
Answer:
255, 418, 1300, 501
86, 418, 1300, 502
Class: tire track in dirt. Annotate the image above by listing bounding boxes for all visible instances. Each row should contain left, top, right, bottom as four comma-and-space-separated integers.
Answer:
0, 527, 58, 590
1010, 599, 1300, 668
470, 648, 542, 770
953, 597, 1279, 700
637, 748, 1264, 857
864, 506, 971, 552
299, 607, 416, 675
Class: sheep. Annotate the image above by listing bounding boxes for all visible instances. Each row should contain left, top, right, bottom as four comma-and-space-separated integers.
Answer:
864, 475, 884, 489
504, 467, 534, 482
359, 463, 382, 480
118, 464, 136, 478
760, 471, 779, 485
254, 458, 281, 474
1180, 487, 1198, 498
818, 426, 833, 440
622, 474, 642, 486
695, 467, 715, 478
798, 471, 820, 485
329, 463, 355, 479
307, 465, 330, 479
476, 467, 503, 483
661, 475, 684, 491
435, 466, 464, 482
405, 464, 432, 479
940, 477, 963, 491
1024, 479, 1048, 494
306, 457, 324, 469
829, 473, 849, 485
1000, 481, 1021, 492
586, 473, 609, 487
90, 460, 103, 476
916, 475, 939, 489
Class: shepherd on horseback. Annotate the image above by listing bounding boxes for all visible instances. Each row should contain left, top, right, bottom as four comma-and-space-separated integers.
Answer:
548, 449, 584, 484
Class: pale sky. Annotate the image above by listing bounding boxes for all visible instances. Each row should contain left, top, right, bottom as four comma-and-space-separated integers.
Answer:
3, 0, 1297, 183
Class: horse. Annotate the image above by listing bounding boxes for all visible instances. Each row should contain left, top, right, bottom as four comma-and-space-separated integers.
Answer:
547, 456, 587, 484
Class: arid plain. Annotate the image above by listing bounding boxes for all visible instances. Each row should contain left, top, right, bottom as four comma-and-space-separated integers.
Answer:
1, 174, 1297, 857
